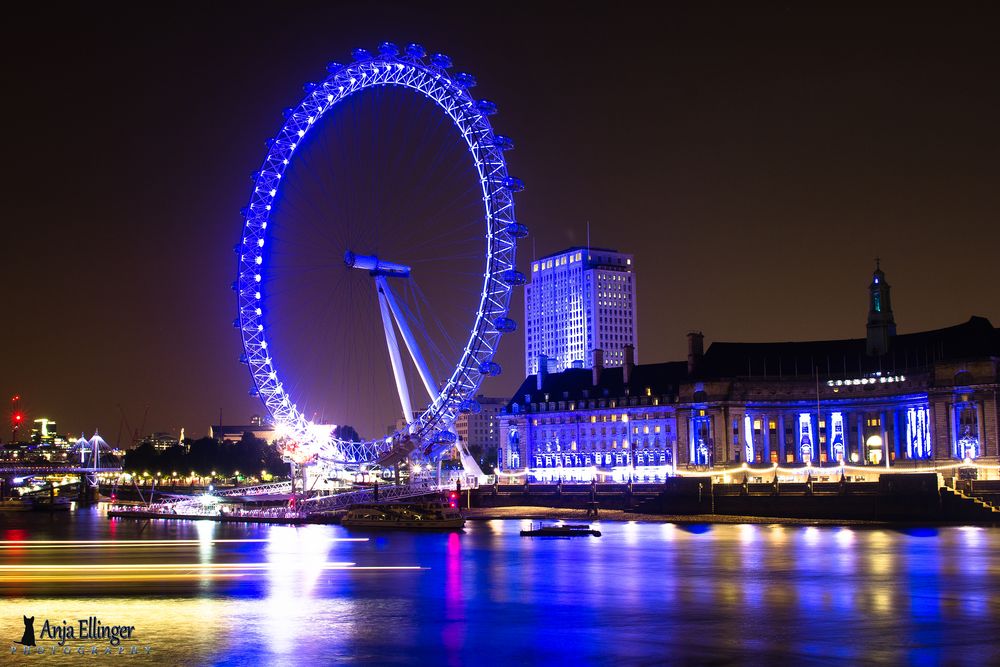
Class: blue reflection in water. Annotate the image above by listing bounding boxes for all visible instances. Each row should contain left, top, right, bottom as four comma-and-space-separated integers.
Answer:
2, 510, 999, 665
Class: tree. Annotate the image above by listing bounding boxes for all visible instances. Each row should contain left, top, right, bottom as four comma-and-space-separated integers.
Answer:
333, 425, 362, 442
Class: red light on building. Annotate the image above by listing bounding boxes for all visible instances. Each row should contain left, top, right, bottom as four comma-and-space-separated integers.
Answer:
13, 412, 23, 424
448, 491, 458, 509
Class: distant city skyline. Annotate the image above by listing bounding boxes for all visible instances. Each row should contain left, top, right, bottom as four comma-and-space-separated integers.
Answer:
3, 2, 998, 438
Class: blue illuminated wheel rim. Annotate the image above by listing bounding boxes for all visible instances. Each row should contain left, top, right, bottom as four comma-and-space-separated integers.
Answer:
235, 42, 525, 464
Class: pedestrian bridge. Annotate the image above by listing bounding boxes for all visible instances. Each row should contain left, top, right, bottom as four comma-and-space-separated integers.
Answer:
124, 481, 442, 518
0, 464, 123, 475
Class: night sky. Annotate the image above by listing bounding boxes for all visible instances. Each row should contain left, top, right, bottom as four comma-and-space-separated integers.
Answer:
2, 2, 998, 441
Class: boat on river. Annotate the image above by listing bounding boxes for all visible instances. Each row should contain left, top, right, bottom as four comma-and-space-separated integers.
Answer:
341, 501, 465, 530
520, 523, 602, 537
0, 495, 71, 512
0, 497, 33, 512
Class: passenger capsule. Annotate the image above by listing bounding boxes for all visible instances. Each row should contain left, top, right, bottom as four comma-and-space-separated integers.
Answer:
351, 48, 372, 61
378, 41, 399, 56
493, 317, 517, 333
500, 269, 526, 286
454, 72, 477, 88
282, 107, 295, 118
504, 222, 529, 238
479, 361, 502, 376
231, 281, 239, 291
476, 99, 498, 115
502, 176, 525, 192
405, 43, 426, 58
434, 430, 458, 444
240, 207, 249, 217
239, 353, 248, 364
303, 82, 318, 93
233, 318, 241, 328
460, 399, 482, 414
326, 61, 344, 73
492, 135, 515, 151
430, 53, 452, 68
248, 387, 259, 397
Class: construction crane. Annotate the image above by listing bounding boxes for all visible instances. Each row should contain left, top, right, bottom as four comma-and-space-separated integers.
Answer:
116, 404, 149, 448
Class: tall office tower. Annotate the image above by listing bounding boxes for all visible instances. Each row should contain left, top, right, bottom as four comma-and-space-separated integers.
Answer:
524, 246, 637, 376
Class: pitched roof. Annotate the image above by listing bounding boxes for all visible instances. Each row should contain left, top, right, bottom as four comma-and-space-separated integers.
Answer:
507, 361, 688, 409
698, 316, 998, 378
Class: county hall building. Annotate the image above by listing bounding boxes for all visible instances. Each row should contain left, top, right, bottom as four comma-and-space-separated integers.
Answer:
498, 264, 1000, 480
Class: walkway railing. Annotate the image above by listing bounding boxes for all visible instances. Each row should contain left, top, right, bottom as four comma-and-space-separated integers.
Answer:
299, 482, 439, 513
214, 481, 293, 496
110, 481, 442, 518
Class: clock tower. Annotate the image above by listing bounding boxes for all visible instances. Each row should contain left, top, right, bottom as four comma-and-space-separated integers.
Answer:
866, 258, 896, 356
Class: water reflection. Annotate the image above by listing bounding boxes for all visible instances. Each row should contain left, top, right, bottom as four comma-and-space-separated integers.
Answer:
2, 510, 999, 664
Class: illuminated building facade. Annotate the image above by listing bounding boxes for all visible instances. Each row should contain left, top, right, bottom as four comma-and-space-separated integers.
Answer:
30, 418, 59, 445
524, 246, 637, 376
209, 423, 275, 443
499, 265, 1000, 479
147, 432, 180, 451
454, 395, 505, 462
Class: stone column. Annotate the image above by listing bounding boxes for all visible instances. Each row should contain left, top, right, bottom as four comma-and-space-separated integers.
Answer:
762, 414, 770, 464
880, 410, 889, 467
976, 400, 986, 458
722, 406, 733, 464
778, 414, 786, 463
929, 398, 950, 461
892, 410, 902, 461
856, 412, 865, 464
946, 401, 955, 460
713, 411, 726, 467
984, 393, 999, 459
677, 412, 690, 465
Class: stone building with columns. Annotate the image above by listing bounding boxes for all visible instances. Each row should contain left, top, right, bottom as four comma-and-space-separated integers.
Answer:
497, 265, 1000, 479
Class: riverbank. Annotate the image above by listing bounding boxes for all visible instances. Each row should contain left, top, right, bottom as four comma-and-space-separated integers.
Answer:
462, 505, 892, 526
107, 505, 990, 528
107, 509, 333, 524
473, 473, 1000, 524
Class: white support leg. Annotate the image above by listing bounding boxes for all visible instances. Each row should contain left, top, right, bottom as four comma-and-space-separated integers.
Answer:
377, 276, 440, 402
377, 282, 414, 423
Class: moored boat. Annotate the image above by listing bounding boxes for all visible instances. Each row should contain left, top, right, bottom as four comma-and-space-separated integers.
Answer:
0, 495, 72, 512
341, 501, 465, 530
0, 497, 34, 512
520, 523, 601, 537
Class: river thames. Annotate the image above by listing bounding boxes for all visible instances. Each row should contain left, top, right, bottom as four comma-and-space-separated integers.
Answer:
3, 507, 998, 665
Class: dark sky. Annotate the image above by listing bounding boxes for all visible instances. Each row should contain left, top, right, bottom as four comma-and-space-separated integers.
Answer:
2, 2, 998, 441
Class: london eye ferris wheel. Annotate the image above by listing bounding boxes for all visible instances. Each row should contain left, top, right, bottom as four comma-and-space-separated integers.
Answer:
234, 42, 526, 472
